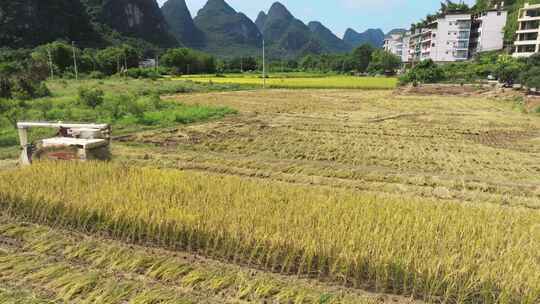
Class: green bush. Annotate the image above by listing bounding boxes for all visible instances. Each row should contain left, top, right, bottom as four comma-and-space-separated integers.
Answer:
10, 77, 50, 100
400, 60, 445, 84
495, 55, 524, 85
0, 129, 18, 147
140, 111, 175, 126
88, 71, 105, 79
126, 68, 160, 80
367, 50, 401, 76
78, 87, 104, 109
520, 55, 540, 89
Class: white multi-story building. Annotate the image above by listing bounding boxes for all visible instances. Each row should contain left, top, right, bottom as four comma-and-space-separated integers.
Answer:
407, 13, 472, 63
470, 10, 507, 56
383, 34, 403, 57
513, 3, 540, 58
384, 32, 411, 63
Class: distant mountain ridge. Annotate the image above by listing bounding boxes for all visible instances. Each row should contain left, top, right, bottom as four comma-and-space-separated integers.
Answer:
0, 0, 102, 48
161, 0, 203, 47
258, 2, 322, 58
0, 0, 179, 49
98, 0, 178, 47
2, 0, 392, 58
343, 28, 385, 48
308, 21, 352, 53
192, 0, 262, 57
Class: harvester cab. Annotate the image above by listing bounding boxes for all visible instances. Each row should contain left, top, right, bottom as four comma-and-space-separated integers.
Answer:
17, 121, 111, 165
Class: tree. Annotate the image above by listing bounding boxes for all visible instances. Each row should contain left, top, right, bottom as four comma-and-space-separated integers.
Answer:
160, 48, 216, 75
400, 59, 445, 84
300, 55, 317, 71
519, 54, 540, 88
95, 45, 140, 75
78, 87, 104, 109
367, 50, 402, 75
31, 41, 77, 74
351, 44, 375, 73
495, 54, 524, 85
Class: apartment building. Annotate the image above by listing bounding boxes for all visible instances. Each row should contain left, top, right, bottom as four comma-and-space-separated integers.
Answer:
384, 32, 412, 62
513, 3, 540, 58
387, 5, 508, 63
407, 13, 472, 63
469, 10, 507, 56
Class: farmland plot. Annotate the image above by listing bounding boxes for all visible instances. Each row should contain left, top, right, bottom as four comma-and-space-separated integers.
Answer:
122, 89, 540, 208
1, 88, 539, 303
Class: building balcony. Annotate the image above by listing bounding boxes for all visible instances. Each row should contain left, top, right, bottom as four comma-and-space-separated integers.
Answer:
517, 28, 540, 34
518, 16, 540, 22
514, 40, 539, 46
513, 52, 537, 58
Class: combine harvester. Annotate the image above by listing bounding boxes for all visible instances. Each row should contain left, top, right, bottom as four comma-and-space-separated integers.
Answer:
17, 121, 111, 165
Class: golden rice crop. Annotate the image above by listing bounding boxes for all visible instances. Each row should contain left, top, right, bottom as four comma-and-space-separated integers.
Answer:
0, 162, 539, 303
0, 218, 379, 304
175, 75, 397, 90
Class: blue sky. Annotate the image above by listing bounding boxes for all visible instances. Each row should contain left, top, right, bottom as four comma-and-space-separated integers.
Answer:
157, 0, 476, 38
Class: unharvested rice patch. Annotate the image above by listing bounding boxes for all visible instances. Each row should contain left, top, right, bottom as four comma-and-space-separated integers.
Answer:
0, 216, 395, 304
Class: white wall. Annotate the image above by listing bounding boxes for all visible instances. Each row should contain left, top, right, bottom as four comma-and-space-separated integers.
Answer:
402, 35, 410, 62
478, 11, 507, 52
433, 14, 471, 62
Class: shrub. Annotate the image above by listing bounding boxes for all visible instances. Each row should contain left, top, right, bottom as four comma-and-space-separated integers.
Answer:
88, 71, 105, 79
0, 77, 12, 98
0, 129, 18, 147
400, 60, 445, 84
126, 68, 160, 80
10, 77, 51, 100
523, 74, 540, 90
62, 71, 75, 79
495, 54, 523, 85
78, 87, 104, 109
367, 50, 401, 75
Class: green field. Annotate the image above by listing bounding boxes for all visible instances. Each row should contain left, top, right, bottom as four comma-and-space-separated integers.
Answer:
175, 74, 398, 89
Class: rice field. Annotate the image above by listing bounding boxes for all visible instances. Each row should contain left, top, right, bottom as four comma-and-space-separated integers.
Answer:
0, 215, 383, 304
174, 75, 398, 89
1, 162, 539, 303
1, 83, 539, 303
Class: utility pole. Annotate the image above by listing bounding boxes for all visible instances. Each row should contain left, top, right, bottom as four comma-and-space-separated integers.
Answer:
47, 47, 54, 80
72, 42, 78, 81
262, 38, 266, 88
124, 53, 128, 78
